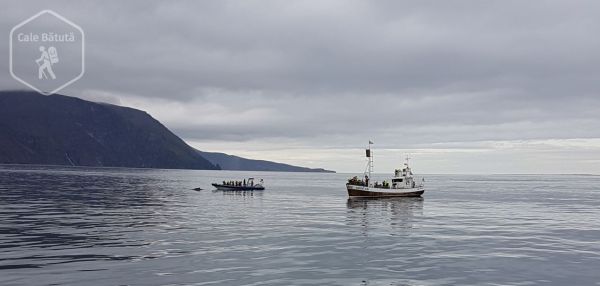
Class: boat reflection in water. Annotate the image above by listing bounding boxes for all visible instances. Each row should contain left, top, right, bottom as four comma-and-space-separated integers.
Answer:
213, 189, 264, 198
346, 197, 424, 233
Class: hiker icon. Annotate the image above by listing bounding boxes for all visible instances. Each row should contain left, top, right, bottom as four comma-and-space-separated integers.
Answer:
35, 46, 58, 80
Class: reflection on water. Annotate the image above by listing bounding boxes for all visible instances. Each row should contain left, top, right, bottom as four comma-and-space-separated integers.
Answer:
346, 197, 424, 212
213, 189, 264, 198
2, 166, 600, 286
346, 197, 424, 233
0, 167, 186, 273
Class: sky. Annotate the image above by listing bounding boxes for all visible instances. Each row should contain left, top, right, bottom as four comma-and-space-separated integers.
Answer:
2, 1, 600, 174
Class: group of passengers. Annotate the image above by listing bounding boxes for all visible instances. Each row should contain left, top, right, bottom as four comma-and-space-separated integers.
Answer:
347, 176, 390, 188
373, 181, 390, 189
347, 176, 368, 186
222, 179, 253, 187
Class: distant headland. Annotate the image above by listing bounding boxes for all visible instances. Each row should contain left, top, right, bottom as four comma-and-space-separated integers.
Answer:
0, 91, 335, 173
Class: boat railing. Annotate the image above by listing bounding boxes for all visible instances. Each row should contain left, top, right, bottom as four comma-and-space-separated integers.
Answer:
347, 176, 368, 186
412, 176, 425, 187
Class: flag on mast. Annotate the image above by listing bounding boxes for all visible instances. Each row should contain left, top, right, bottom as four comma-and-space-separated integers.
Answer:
369, 140, 374, 144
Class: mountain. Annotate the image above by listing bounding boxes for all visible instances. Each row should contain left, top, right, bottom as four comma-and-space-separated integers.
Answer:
198, 151, 335, 173
0, 91, 218, 170
0, 90, 334, 173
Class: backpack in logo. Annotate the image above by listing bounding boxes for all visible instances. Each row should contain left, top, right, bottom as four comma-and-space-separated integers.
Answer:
48, 47, 59, 64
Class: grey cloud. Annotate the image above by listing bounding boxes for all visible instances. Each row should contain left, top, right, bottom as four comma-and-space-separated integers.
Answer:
2, 0, 600, 155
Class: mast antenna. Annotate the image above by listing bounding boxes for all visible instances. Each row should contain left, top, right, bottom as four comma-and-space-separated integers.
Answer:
367, 141, 374, 185
370, 141, 373, 175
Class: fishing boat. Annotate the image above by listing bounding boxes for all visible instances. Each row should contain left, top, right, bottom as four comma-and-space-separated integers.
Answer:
212, 178, 265, 191
346, 141, 425, 198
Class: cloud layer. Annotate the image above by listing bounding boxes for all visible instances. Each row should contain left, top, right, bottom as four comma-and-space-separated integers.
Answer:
2, 1, 600, 173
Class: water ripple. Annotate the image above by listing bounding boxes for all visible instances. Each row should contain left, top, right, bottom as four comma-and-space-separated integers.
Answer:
1, 166, 600, 285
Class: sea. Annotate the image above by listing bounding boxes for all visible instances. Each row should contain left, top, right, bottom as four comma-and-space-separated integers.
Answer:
1, 165, 599, 286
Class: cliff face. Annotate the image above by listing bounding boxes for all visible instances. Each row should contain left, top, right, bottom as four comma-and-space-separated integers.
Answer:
0, 91, 218, 170
198, 151, 335, 173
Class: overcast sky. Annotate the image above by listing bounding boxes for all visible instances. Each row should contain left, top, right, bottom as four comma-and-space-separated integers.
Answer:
2, 1, 600, 173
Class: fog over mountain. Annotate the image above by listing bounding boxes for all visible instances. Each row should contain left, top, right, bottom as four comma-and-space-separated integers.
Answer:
1, 1, 599, 173
0, 91, 334, 172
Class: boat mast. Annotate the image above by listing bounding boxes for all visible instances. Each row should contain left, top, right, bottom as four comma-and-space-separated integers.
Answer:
405, 154, 413, 176
366, 140, 373, 186
369, 141, 373, 177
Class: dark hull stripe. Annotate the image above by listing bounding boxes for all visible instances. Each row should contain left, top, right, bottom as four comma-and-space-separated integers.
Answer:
212, 184, 265, 191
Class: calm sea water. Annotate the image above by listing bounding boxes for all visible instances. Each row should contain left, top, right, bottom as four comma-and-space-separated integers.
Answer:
1, 165, 599, 286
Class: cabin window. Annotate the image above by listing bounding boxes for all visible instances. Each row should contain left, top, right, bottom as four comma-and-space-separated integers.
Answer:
393, 178, 403, 182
